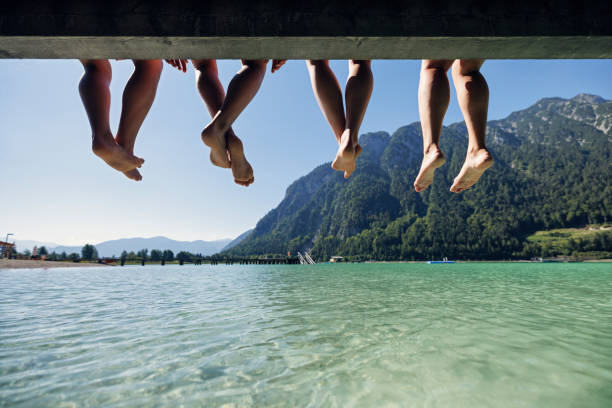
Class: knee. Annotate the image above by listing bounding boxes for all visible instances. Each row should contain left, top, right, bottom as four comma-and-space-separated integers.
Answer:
306, 59, 329, 70
421, 60, 451, 82
81, 59, 112, 78
421, 66, 448, 85
349, 60, 372, 77
134, 59, 163, 80
422, 60, 452, 72
308, 59, 328, 66
243, 59, 268, 68
193, 59, 217, 76
243, 59, 267, 72
349, 59, 371, 68
452, 61, 488, 103
451, 59, 484, 79
151, 60, 164, 75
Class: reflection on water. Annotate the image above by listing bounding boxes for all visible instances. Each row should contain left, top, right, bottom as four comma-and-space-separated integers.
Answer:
1, 263, 612, 407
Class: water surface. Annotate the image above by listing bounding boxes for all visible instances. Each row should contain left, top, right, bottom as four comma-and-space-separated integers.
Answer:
1, 263, 611, 407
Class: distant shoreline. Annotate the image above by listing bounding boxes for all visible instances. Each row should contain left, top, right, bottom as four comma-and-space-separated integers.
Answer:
0, 259, 109, 270
2, 258, 610, 270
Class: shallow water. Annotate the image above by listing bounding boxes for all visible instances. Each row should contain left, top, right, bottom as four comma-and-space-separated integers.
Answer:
1, 263, 611, 407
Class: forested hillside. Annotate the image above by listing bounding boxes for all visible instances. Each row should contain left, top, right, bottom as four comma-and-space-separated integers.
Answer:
226, 94, 612, 260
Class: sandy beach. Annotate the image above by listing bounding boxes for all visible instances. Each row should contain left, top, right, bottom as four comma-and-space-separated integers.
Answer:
0, 259, 109, 270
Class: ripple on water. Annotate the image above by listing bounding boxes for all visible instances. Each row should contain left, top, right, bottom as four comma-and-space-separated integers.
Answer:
1, 263, 612, 407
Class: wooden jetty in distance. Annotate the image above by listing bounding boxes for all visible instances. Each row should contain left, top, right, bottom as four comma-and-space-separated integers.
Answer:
210, 257, 300, 265
116, 257, 301, 266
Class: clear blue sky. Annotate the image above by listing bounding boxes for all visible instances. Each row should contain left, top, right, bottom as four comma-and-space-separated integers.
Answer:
1, 59, 611, 246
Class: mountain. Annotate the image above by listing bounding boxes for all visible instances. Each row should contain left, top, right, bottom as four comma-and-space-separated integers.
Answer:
13, 240, 60, 252
221, 229, 254, 252
225, 94, 612, 260
48, 236, 232, 258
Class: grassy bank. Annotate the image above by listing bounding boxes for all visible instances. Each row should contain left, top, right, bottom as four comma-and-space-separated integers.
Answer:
525, 224, 611, 259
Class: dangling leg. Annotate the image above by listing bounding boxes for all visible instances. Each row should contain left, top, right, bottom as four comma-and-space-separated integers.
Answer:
333, 59, 373, 178
449, 59, 493, 193
79, 60, 144, 174
115, 59, 163, 181
305, 60, 346, 141
413, 59, 452, 192
193, 59, 254, 186
200, 59, 268, 171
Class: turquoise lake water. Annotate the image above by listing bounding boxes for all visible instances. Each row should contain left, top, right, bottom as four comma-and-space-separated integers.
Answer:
1, 263, 611, 407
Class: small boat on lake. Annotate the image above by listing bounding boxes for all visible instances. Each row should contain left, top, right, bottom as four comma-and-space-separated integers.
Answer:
427, 257, 455, 264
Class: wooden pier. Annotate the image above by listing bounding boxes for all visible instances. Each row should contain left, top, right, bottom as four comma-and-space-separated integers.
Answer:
117, 257, 301, 266
209, 258, 300, 265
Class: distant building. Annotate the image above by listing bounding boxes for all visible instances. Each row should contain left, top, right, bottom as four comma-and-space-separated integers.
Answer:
0, 241, 15, 258
330, 256, 344, 263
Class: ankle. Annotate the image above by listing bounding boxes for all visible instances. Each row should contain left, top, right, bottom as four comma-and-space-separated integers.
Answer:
333, 130, 344, 145
210, 114, 230, 134
467, 145, 487, 155
342, 129, 359, 147
92, 130, 113, 144
118, 142, 135, 154
424, 143, 441, 155
91, 135, 112, 154
115, 135, 134, 152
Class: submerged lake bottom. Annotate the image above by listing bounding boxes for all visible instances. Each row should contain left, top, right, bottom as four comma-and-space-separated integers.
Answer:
1, 263, 611, 407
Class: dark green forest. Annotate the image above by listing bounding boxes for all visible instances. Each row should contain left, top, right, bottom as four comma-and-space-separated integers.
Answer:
225, 94, 612, 261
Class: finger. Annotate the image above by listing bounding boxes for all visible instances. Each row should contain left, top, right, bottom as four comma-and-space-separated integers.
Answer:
272, 59, 286, 73
169, 60, 184, 72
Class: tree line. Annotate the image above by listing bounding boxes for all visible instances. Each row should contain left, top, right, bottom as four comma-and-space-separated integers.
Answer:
15, 244, 205, 263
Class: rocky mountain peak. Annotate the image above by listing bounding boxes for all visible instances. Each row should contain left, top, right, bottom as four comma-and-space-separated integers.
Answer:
571, 94, 606, 104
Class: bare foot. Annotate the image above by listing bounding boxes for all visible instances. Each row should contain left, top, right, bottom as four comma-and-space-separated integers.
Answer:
123, 169, 143, 181
332, 130, 359, 179
115, 135, 143, 182
92, 132, 144, 173
344, 144, 362, 178
450, 148, 493, 193
414, 147, 446, 192
227, 133, 254, 187
201, 122, 231, 169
